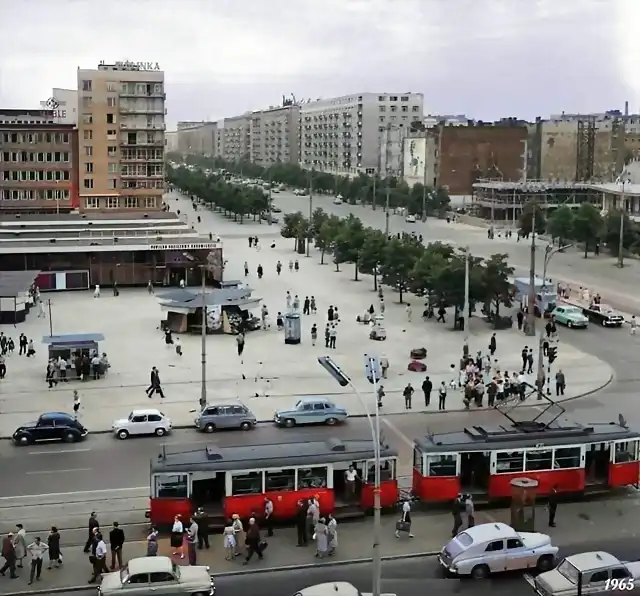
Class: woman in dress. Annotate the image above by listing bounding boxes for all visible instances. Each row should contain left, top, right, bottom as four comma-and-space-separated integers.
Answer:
231, 514, 245, 557
314, 517, 328, 558
13, 524, 26, 568
327, 514, 338, 556
170, 515, 184, 558
146, 528, 159, 556
222, 520, 236, 561
47, 526, 61, 569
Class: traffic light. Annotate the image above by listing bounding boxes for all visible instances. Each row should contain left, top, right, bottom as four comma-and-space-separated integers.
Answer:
548, 345, 558, 364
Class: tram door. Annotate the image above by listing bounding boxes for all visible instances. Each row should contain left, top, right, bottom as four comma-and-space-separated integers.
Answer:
332, 460, 368, 505
460, 451, 491, 495
585, 442, 610, 485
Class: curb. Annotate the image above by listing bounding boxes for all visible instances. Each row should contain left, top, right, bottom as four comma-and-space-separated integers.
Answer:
0, 551, 441, 595
0, 372, 614, 440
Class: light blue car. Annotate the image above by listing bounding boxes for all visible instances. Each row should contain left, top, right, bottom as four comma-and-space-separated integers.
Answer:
274, 397, 348, 428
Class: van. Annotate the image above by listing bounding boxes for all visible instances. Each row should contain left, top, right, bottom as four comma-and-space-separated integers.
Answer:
194, 402, 257, 432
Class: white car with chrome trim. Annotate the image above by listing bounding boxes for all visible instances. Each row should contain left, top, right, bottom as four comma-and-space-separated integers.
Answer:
112, 409, 172, 440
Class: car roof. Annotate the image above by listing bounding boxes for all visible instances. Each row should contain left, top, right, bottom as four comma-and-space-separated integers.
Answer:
130, 409, 163, 416
127, 555, 173, 575
205, 401, 248, 409
566, 551, 621, 571
297, 396, 332, 404
462, 522, 517, 542
296, 583, 360, 596
41, 412, 74, 420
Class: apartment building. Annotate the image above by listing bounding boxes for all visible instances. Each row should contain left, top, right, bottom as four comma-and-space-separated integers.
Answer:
221, 114, 250, 163
249, 105, 300, 167
38, 88, 78, 126
176, 122, 218, 156
298, 92, 423, 176
76, 62, 166, 213
166, 130, 178, 153
0, 109, 79, 213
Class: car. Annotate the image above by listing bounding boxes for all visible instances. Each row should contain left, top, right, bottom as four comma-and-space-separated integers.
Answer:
194, 402, 257, 433
98, 555, 215, 596
293, 189, 308, 196
438, 522, 558, 580
551, 305, 589, 328
274, 397, 348, 428
405, 214, 416, 223
12, 412, 89, 446
333, 196, 343, 205
271, 206, 282, 213
534, 551, 640, 596
112, 409, 172, 440
565, 300, 624, 327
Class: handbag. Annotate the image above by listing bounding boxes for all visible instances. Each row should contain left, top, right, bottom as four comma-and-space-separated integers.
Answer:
259, 540, 268, 552
396, 520, 411, 533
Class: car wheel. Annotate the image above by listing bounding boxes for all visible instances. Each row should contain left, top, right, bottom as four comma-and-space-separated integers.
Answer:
536, 555, 554, 572
155, 427, 166, 437
240, 421, 253, 431
118, 429, 129, 440
325, 417, 338, 426
204, 423, 216, 433
284, 418, 296, 428
471, 565, 490, 580
567, 321, 572, 328
191, 592, 209, 596
15, 435, 30, 446
63, 431, 77, 443
601, 319, 606, 326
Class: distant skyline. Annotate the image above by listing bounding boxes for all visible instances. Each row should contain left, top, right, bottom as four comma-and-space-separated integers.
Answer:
1, 0, 639, 128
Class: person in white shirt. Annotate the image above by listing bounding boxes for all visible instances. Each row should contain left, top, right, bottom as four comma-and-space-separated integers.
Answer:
89, 533, 107, 583
395, 501, 414, 538
170, 516, 184, 559
27, 537, 47, 584
345, 466, 358, 501
264, 498, 274, 537
631, 315, 637, 335
93, 285, 100, 298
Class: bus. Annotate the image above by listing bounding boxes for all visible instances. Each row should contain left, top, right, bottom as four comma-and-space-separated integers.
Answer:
148, 438, 399, 527
412, 418, 640, 503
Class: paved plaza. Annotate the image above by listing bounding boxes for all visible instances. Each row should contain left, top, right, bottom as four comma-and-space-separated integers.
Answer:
0, 193, 612, 437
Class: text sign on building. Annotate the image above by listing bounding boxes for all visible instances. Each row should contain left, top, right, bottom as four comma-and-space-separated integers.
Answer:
105, 60, 160, 71
43, 97, 66, 120
149, 243, 217, 251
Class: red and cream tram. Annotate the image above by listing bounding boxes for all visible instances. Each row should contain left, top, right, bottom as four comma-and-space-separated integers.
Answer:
412, 418, 640, 502
148, 438, 398, 527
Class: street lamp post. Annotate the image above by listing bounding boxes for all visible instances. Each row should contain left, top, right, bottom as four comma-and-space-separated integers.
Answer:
318, 355, 382, 596
617, 176, 630, 268
525, 203, 538, 337
307, 170, 314, 257
200, 271, 207, 409
267, 167, 273, 225
462, 246, 470, 358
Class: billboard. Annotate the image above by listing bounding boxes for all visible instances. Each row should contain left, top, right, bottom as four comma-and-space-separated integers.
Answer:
403, 137, 426, 187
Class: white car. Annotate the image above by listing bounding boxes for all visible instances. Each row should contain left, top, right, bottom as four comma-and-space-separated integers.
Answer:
405, 214, 416, 223
112, 409, 172, 440
438, 522, 557, 579
333, 195, 343, 205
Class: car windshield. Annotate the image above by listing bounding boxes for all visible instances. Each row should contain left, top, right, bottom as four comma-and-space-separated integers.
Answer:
444, 533, 471, 558
127, 412, 135, 421
556, 559, 579, 584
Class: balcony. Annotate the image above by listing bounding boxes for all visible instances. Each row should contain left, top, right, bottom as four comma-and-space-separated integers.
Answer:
119, 106, 165, 115
119, 139, 164, 147
119, 90, 166, 99
120, 122, 165, 131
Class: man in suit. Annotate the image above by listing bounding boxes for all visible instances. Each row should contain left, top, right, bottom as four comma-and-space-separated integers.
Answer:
146, 367, 164, 398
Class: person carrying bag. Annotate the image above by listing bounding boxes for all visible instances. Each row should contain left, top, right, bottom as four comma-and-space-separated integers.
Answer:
395, 500, 415, 538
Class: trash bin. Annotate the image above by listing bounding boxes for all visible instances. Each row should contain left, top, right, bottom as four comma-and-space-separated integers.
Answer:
284, 313, 301, 345
510, 477, 538, 531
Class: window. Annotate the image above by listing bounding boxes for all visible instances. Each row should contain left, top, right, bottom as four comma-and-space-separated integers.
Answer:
412, 106, 420, 112
128, 574, 149, 584
313, 402, 326, 411
106, 113, 114, 124
485, 540, 504, 552
401, 96, 409, 101
265, 468, 295, 492
154, 474, 188, 498
83, 130, 93, 140
611, 568, 631, 579
106, 82, 116, 92
85, 146, 93, 157
413, 447, 423, 471
82, 96, 92, 108
82, 114, 93, 124
107, 146, 117, 157
231, 471, 263, 495
496, 451, 524, 473
456, 532, 473, 547
506, 538, 523, 549
85, 163, 94, 174
614, 440, 639, 463
426, 454, 457, 477
108, 162, 118, 173
525, 449, 553, 471
401, 106, 408, 112
106, 197, 120, 209
124, 197, 137, 209
107, 97, 116, 107
143, 197, 156, 209
85, 197, 99, 209
553, 447, 581, 469
108, 178, 118, 190
379, 105, 386, 112
131, 415, 147, 423
297, 466, 328, 489
150, 572, 174, 583
37, 417, 55, 427
588, 571, 609, 584
389, 96, 398, 101
83, 178, 93, 189
378, 95, 386, 101
82, 80, 92, 92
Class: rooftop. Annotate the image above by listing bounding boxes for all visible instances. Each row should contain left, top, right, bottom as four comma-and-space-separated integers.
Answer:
473, 180, 591, 191
585, 182, 640, 196
0, 212, 179, 225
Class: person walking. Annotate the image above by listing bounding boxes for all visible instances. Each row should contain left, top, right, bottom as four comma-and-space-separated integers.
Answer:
47, 527, 62, 569
0, 532, 18, 578
223, 520, 236, 561
327, 514, 338, 556
451, 496, 464, 537
83, 513, 99, 553
403, 383, 414, 409
243, 518, 264, 564
438, 382, 447, 411
464, 495, 475, 528
395, 501, 414, 538
27, 537, 47, 585
236, 332, 246, 360
548, 485, 558, 527
73, 390, 81, 419
13, 524, 26, 568
264, 497, 274, 537
146, 367, 165, 399
88, 532, 108, 583
314, 518, 328, 558
310, 324, 317, 346
109, 522, 124, 571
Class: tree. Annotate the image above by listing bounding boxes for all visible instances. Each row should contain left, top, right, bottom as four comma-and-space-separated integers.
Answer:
358, 229, 388, 290
310, 208, 328, 238
518, 200, 546, 237
314, 215, 343, 265
481, 253, 514, 325
410, 249, 450, 300
602, 209, 638, 256
572, 203, 604, 258
379, 237, 424, 303
332, 215, 367, 279
281, 212, 308, 252
546, 205, 575, 246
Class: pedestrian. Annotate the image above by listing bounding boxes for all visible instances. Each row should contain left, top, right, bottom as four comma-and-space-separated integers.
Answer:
175, 336, 183, 356
19, 333, 27, 356
146, 366, 165, 398
422, 376, 432, 406
451, 497, 463, 537
27, 339, 35, 357
236, 332, 245, 359
286, 291, 292, 311
327, 305, 334, 322
345, 466, 358, 501
113, 281, 119, 297
314, 518, 328, 558
377, 384, 385, 408
555, 369, 566, 396
187, 516, 198, 566
329, 324, 337, 349
73, 390, 81, 418
244, 261, 249, 277
0, 354, 6, 380
324, 324, 330, 348
303, 296, 310, 315
310, 296, 317, 314
93, 284, 100, 298
264, 497, 274, 537
194, 508, 210, 550
0, 532, 17, 578
170, 515, 184, 558
232, 514, 245, 557
527, 348, 534, 374
548, 485, 558, 527
223, 520, 236, 560
289, 259, 294, 272
257, 264, 263, 279
38, 300, 45, 318
521, 346, 528, 372
83, 513, 99, 553
438, 382, 447, 410
293, 294, 300, 312
516, 310, 524, 330
147, 280, 154, 294
631, 316, 637, 335
464, 494, 475, 528
489, 332, 497, 356
243, 518, 264, 564
276, 260, 282, 275
406, 303, 412, 322
307, 498, 320, 540
27, 537, 47, 585
395, 500, 414, 538
436, 305, 446, 323
295, 500, 308, 546
310, 324, 317, 346
88, 532, 108, 583
276, 312, 284, 331
109, 521, 124, 571
47, 527, 61, 569
146, 528, 159, 556
294, 259, 299, 272
327, 514, 338, 556
248, 236, 253, 248
403, 383, 414, 409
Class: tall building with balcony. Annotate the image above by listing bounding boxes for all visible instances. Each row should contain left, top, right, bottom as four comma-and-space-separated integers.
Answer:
299, 92, 423, 176
0, 109, 79, 213
76, 62, 166, 212
221, 114, 250, 163
249, 105, 300, 167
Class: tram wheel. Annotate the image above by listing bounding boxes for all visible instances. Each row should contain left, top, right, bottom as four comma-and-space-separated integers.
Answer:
471, 564, 489, 580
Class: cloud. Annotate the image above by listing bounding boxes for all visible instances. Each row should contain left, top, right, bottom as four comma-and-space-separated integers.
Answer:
0, 0, 636, 127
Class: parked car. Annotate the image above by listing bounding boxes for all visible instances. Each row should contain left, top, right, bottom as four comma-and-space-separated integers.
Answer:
98, 556, 215, 596
438, 522, 557, 579
271, 206, 282, 213
112, 409, 172, 440
333, 196, 343, 205
12, 412, 89, 446
194, 402, 257, 433
274, 397, 348, 428
405, 214, 416, 223
550, 305, 589, 328
534, 551, 640, 596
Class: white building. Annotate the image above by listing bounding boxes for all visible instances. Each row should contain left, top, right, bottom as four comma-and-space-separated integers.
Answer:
39, 88, 78, 126
250, 105, 300, 166
298, 92, 423, 176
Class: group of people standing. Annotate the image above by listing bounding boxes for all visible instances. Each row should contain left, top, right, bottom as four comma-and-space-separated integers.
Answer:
294, 497, 338, 558
1, 524, 61, 585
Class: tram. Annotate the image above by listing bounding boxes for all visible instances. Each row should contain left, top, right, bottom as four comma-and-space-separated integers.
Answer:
148, 437, 399, 527
412, 416, 640, 503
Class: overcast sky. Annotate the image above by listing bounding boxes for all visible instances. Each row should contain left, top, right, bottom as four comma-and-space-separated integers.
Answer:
1, 0, 638, 128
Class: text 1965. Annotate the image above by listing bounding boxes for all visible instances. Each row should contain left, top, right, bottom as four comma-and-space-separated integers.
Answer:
605, 578, 634, 590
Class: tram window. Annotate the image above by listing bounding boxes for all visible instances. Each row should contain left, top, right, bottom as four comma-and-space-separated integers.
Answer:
413, 447, 423, 471
496, 451, 524, 473
297, 467, 328, 489
154, 474, 188, 498
265, 469, 296, 492
368, 459, 395, 482
525, 450, 553, 472
426, 454, 457, 477
614, 441, 639, 463
231, 471, 263, 496
553, 447, 581, 469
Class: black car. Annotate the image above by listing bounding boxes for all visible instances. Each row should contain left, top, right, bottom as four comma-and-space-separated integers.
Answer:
580, 305, 624, 327
13, 412, 89, 446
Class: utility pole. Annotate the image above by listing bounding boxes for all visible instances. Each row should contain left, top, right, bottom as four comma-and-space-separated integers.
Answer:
199, 271, 207, 409
307, 169, 313, 257
372, 132, 382, 211
463, 247, 470, 358
384, 124, 392, 237
421, 135, 428, 221
525, 203, 537, 337
618, 178, 629, 268
47, 299, 53, 337
267, 166, 273, 225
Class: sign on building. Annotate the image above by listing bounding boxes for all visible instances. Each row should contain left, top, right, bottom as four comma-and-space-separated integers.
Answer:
100, 60, 161, 71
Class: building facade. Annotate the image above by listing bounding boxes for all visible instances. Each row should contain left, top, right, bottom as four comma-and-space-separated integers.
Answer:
38, 88, 78, 126
221, 114, 250, 162
402, 132, 439, 188
0, 109, 79, 214
76, 62, 166, 213
249, 105, 300, 167
165, 130, 178, 153
176, 122, 217, 156
298, 92, 423, 176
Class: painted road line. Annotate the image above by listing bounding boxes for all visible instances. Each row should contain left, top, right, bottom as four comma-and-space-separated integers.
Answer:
25, 468, 93, 475
0, 486, 148, 500
27, 448, 93, 455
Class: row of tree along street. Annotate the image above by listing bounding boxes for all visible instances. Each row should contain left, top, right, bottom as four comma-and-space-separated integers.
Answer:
520, 200, 640, 258
167, 153, 451, 217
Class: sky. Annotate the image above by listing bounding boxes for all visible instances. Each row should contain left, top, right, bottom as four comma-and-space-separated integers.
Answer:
1, 0, 639, 128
